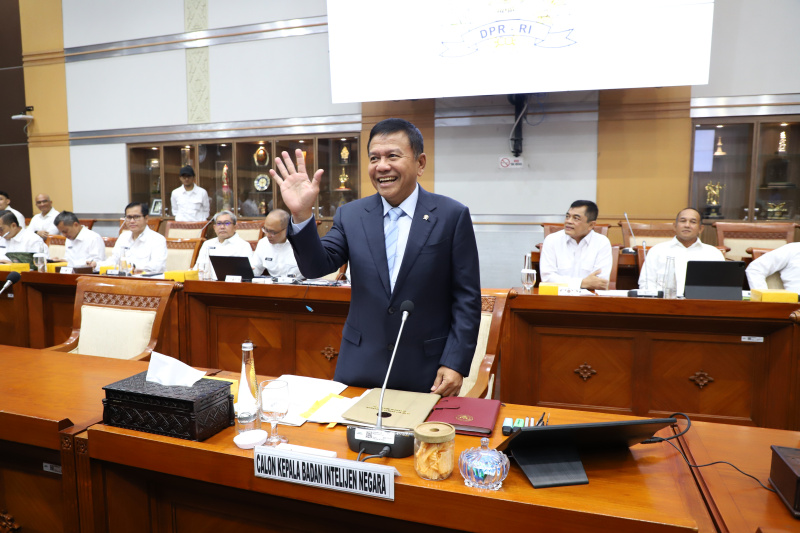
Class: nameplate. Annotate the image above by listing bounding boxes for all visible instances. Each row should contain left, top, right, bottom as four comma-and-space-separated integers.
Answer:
60, 267, 73, 274
106, 269, 120, 276
253, 446, 398, 500
742, 336, 764, 343
557, 287, 581, 296
225, 275, 242, 283
252, 277, 272, 284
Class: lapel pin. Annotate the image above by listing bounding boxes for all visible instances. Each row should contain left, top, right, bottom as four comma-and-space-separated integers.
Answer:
423, 214, 429, 221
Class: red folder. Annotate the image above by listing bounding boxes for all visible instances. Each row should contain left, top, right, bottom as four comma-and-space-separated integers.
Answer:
425, 396, 501, 436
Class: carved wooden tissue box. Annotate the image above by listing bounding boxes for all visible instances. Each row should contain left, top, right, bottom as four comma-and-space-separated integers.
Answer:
102, 372, 234, 441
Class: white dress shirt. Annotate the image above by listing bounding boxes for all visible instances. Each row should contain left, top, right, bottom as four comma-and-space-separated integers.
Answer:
253, 239, 300, 277
746, 242, 800, 293
195, 233, 257, 280
99, 227, 167, 273
27, 209, 60, 236
4, 205, 26, 229
0, 229, 47, 261
540, 230, 612, 290
170, 185, 210, 222
639, 237, 724, 294
64, 226, 106, 267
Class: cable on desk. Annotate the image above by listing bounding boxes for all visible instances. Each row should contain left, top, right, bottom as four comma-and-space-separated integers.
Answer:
358, 446, 391, 462
643, 412, 776, 493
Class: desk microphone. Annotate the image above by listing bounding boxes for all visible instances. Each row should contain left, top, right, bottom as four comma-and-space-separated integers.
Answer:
346, 300, 416, 459
0, 271, 21, 296
622, 212, 636, 254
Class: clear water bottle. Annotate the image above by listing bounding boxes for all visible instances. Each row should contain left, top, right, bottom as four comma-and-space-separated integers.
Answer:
237, 340, 261, 430
663, 256, 678, 299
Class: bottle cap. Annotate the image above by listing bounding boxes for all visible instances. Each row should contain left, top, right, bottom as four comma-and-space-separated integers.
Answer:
242, 342, 254, 351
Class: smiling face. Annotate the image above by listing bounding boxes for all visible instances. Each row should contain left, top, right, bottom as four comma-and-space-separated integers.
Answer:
0, 220, 19, 240
674, 208, 703, 246
35, 194, 52, 215
124, 204, 147, 237
214, 213, 236, 241
368, 132, 426, 207
564, 206, 595, 242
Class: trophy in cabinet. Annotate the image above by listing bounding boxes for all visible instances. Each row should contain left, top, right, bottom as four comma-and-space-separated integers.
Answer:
767, 202, 790, 220
337, 168, 350, 190
704, 181, 724, 219
339, 144, 350, 165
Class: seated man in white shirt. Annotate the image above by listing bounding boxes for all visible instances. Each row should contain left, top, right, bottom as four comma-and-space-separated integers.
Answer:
28, 193, 60, 240
540, 200, 612, 290
0, 210, 47, 263
92, 201, 167, 274
170, 165, 210, 222
638, 207, 724, 294
0, 190, 26, 229
746, 242, 800, 293
253, 209, 300, 277
53, 211, 106, 268
194, 210, 257, 280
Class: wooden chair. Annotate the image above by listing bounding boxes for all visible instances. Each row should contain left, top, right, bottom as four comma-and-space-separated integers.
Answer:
713, 222, 797, 261
165, 238, 204, 271
460, 289, 508, 399
536, 223, 611, 250
119, 217, 162, 234
102, 236, 117, 259
608, 245, 620, 290
618, 221, 675, 248
164, 221, 209, 239
236, 220, 264, 241
248, 240, 259, 252
78, 219, 96, 230
46, 235, 67, 260
746, 247, 784, 289
44, 276, 178, 360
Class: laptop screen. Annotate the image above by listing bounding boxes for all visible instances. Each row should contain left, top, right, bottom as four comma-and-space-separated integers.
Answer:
209, 255, 254, 281
684, 260, 745, 300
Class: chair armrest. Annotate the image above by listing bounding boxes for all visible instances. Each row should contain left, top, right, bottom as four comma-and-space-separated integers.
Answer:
44, 333, 80, 352
462, 353, 495, 398
715, 245, 730, 253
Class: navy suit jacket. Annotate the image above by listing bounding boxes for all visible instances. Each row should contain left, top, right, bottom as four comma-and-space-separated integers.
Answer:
287, 187, 481, 393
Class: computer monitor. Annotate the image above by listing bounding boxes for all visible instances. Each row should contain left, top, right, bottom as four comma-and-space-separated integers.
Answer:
209, 255, 254, 281
496, 417, 677, 488
684, 260, 745, 300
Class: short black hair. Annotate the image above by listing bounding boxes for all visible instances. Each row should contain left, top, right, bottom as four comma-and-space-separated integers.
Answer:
0, 190, 9, 200
54, 211, 80, 226
676, 207, 702, 222
125, 201, 149, 217
569, 200, 599, 222
368, 118, 424, 158
0, 210, 17, 226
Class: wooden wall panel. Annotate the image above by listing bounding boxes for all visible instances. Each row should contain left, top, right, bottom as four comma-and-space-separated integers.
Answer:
210, 310, 291, 376
0, 441, 64, 533
295, 317, 346, 379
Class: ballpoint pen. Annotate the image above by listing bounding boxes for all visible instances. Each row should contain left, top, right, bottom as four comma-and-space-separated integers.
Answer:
535, 412, 546, 426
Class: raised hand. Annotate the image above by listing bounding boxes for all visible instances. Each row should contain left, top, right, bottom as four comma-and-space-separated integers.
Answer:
269, 149, 324, 223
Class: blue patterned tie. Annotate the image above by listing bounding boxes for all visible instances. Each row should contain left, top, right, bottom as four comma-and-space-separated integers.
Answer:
385, 207, 404, 279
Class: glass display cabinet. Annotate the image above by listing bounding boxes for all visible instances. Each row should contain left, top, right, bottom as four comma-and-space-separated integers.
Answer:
690, 116, 800, 221
128, 134, 360, 227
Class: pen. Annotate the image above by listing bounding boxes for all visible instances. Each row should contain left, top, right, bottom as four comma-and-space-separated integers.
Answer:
525, 417, 529, 427
535, 412, 546, 426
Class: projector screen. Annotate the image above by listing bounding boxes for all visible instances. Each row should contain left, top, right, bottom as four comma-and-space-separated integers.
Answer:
327, 0, 715, 103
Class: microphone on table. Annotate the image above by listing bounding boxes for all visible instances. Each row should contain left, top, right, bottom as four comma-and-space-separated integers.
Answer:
622, 212, 636, 254
346, 300, 416, 459
0, 271, 21, 296
628, 240, 663, 298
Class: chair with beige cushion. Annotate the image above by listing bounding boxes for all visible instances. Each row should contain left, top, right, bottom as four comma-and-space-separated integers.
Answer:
164, 221, 209, 239
45, 276, 178, 360
46, 235, 67, 260
103, 236, 117, 259
165, 238, 204, 271
748, 247, 785, 289
714, 222, 797, 261
459, 289, 508, 399
235, 220, 264, 241
619, 221, 675, 248
119, 217, 162, 234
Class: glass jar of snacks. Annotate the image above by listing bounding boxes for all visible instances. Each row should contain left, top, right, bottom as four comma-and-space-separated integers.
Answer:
413, 422, 456, 481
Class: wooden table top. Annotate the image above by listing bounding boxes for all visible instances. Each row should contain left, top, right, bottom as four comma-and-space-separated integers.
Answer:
86, 377, 709, 533
0, 346, 149, 450
680, 421, 800, 532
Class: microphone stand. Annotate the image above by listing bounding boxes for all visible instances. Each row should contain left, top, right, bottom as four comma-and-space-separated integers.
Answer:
622, 213, 636, 254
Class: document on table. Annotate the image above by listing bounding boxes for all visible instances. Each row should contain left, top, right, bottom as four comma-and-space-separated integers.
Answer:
268, 375, 348, 426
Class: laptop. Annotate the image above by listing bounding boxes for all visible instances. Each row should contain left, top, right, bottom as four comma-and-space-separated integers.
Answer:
209, 255, 254, 281
684, 260, 745, 300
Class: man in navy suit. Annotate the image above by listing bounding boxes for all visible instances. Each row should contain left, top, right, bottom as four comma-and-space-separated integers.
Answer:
271, 118, 480, 396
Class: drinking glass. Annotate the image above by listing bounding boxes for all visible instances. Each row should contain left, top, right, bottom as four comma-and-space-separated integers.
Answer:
260, 379, 289, 446
33, 253, 47, 273
521, 254, 536, 292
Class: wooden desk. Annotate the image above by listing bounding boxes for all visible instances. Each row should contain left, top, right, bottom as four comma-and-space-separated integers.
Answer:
0, 346, 150, 533
500, 291, 800, 430
182, 280, 351, 376
678, 421, 800, 532
82, 402, 710, 532
531, 249, 640, 290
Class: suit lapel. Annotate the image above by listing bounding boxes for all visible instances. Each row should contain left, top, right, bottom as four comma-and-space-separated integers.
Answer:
360, 195, 392, 298
393, 188, 438, 297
